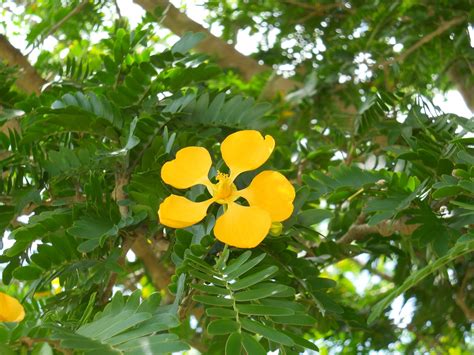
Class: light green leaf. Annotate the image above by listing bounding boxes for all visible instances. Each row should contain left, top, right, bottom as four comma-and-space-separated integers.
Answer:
172, 32, 206, 54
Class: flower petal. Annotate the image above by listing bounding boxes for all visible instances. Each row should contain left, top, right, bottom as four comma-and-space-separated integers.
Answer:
0, 292, 25, 322
161, 147, 212, 189
214, 203, 271, 248
221, 130, 275, 179
158, 195, 214, 228
239, 170, 295, 222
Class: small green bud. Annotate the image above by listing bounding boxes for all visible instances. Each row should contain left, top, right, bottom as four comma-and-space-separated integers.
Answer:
269, 222, 283, 236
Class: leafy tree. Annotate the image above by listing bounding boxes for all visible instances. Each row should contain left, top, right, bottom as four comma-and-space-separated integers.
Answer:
0, 0, 473, 353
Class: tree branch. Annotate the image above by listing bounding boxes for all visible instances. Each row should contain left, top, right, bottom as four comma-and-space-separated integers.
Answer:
448, 60, 474, 112
133, 0, 300, 96
113, 171, 173, 302
131, 234, 173, 300
20, 337, 72, 355
379, 16, 467, 68
40, 0, 89, 42
0, 35, 46, 94
454, 267, 474, 321
337, 214, 420, 244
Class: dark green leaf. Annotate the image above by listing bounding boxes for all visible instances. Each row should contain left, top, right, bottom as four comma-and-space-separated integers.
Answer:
240, 318, 294, 346
207, 320, 239, 335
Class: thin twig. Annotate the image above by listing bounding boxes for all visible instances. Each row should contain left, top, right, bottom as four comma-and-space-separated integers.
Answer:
40, 0, 89, 41
113, 0, 122, 18
351, 258, 393, 282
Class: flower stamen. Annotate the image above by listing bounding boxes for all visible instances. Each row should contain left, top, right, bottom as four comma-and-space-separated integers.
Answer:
213, 171, 237, 203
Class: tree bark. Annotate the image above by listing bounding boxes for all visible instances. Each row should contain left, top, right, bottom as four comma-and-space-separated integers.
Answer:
0, 35, 45, 95
448, 61, 474, 112
133, 0, 300, 96
131, 235, 174, 297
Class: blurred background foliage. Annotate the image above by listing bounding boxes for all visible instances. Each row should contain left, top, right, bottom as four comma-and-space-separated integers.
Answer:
0, 0, 473, 354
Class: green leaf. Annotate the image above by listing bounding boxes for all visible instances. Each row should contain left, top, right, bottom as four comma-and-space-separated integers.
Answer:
117, 334, 189, 354
241, 333, 266, 355
68, 216, 116, 239
189, 270, 226, 286
367, 239, 474, 325
240, 318, 294, 346
207, 320, 239, 335
282, 330, 319, 351
0, 205, 14, 229
12, 265, 42, 280
432, 185, 462, 199
307, 277, 337, 290
5, 209, 72, 256
234, 283, 291, 301
298, 209, 333, 226
225, 253, 266, 280
237, 304, 294, 316
68, 216, 118, 252
205, 308, 237, 318
192, 284, 229, 296
311, 291, 344, 314
53, 290, 186, 354
230, 266, 278, 291
0, 344, 16, 355
172, 32, 206, 54
225, 332, 242, 355
223, 250, 252, 275
270, 314, 316, 326
105, 117, 140, 157
193, 295, 233, 307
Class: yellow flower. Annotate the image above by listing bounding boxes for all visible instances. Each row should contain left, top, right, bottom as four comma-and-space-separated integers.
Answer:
158, 130, 295, 248
0, 292, 25, 322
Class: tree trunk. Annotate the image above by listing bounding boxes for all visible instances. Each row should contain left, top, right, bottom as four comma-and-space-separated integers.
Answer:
0, 35, 45, 95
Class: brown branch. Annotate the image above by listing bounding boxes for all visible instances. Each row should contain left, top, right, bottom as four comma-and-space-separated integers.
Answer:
131, 234, 173, 301
20, 337, 72, 355
454, 267, 474, 321
112, 170, 173, 301
0, 35, 46, 94
337, 215, 420, 244
379, 16, 467, 68
133, 0, 300, 97
113, 0, 123, 18
101, 234, 134, 304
